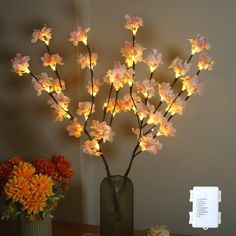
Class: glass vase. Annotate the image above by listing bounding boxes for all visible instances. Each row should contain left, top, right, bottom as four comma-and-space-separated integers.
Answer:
100, 175, 134, 236
18, 217, 52, 236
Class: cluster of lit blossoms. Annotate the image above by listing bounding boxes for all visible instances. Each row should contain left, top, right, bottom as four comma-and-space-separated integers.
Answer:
11, 15, 214, 180
0, 156, 73, 221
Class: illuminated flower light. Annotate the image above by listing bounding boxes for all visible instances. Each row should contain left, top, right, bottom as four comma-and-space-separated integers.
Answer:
11, 53, 30, 76
120, 94, 133, 111
157, 120, 176, 137
78, 53, 98, 70
168, 97, 186, 116
198, 52, 214, 71
69, 26, 90, 46
188, 34, 211, 55
132, 93, 142, 104
49, 93, 70, 113
158, 83, 175, 103
51, 105, 71, 121
32, 158, 58, 180
105, 98, 123, 116
48, 94, 71, 121
147, 111, 164, 125
124, 14, 144, 36
169, 57, 191, 78
104, 62, 133, 90
31, 25, 52, 46
32, 72, 53, 96
66, 118, 84, 138
83, 139, 102, 157
123, 68, 134, 86
11, 162, 35, 180
4, 176, 30, 203
144, 49, 163, 73
86, 79, 103, 96
135, 79, 157, 99
90, 120, 114, 143
182, 75, 204, 96
77, 101, 95, 120
51, 79, 65, 94
139, 134, 163, 154
136, 102, 154, 120
121, 41, 145, 67
41, 53, 64, 71
51, 156, 74, 180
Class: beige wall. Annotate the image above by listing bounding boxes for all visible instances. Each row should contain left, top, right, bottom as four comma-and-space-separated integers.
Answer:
0, 0, 236, 235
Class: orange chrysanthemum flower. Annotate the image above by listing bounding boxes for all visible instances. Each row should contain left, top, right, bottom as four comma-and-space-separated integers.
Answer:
31, 174, 53, 197
22, 193, 47, 215
12, 161, 35, 179
32, 157, 59, 180
21, 174, 53, 215
51, 156, 73, 181
0, 157, 23, 192
4, 176, 30, 203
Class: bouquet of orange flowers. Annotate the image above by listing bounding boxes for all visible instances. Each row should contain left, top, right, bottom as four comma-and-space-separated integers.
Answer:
0, 156, 73, 221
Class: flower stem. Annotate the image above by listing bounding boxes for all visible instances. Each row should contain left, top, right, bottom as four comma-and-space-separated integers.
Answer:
30, 72, 74, 121
109, 90, 120, 126
45, 45, 63, 89
102, 84, 113, 121
164, 90, 183, 117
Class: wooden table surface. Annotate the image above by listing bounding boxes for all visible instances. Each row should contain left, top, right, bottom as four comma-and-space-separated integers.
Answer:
0, 221, 192, 236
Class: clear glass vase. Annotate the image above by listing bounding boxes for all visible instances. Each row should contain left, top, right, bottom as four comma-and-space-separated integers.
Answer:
100, 175, 134, 236
18, 217, 52, 236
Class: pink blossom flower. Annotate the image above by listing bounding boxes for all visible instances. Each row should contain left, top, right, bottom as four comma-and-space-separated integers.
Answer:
122, 68, 134, 86
86, 79, 103, 96
168, 97, 186, 116
51, 79, 65, 94
32, 72, 53, 96
90, 120, 114, 143
147, 111, 164, 125
78, 53, 98, 70
169, 57, 191, 78
136, 102, 154, 120
139, 134, 162, 154
105, 62, 128, 90
188, 34, 211, 55
50, 105, 71, 121
121, 41, 145, 67
11, 53, 30, 76
135, 79, 157, 99
83, 139, 102, 156
69, 26, 90, 46
66, 118, 84, 138
41, 53, 63, 71
124, 14, 144, 36
120, 94, 133, 111
144, 49, 163, 72
198, 52, 214, 71
31, 25, 52, 45
105, 98, 123, 116
76, 101, 95, 120
132, 93, 142, 104
182, 75, 204, 96
48, 93, 70, 111
158, 83, 174, 103
158, 120, 176, 137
